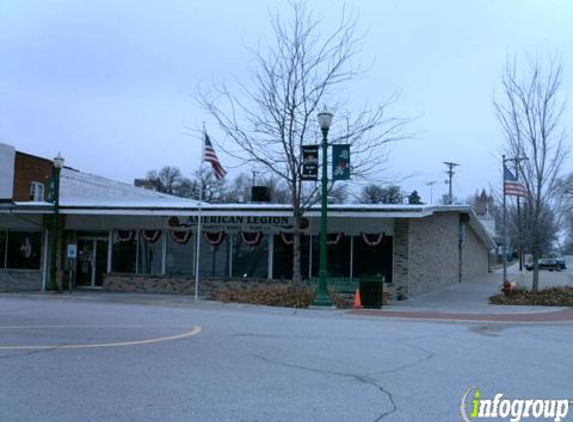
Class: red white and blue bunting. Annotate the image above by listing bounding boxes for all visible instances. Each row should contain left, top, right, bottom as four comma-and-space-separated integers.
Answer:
204, 231, 226, 247
361, 232, 386, 247
240, 231, 263, 247
170, 230, 192, 245
141, 229, 162, 244
326, 232, 344, 245
280, 232, 344, 246
115, 230, 135, 243
280, 232, 294, 245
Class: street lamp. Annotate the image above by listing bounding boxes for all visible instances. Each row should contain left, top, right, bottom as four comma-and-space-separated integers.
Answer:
48, 153, 64, 291
313, 109, 333, 307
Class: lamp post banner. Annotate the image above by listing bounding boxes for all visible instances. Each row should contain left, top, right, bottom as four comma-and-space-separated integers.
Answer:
332, 144, 351, 181
301, 145, 319, 181
46, 176, 55, 203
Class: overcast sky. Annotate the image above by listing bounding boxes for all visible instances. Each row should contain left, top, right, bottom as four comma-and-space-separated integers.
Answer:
1, 0, 572, 203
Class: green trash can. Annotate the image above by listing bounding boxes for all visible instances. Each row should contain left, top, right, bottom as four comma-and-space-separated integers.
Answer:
359, 276, 384, 309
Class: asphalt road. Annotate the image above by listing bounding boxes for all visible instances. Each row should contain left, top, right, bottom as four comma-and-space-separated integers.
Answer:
0, 295, 571, 422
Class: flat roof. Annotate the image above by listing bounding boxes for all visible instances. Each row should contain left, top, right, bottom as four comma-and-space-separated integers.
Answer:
0, 201, 495, 249
2, 200, 471, 215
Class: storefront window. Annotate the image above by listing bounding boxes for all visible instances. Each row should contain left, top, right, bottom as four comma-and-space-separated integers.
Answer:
272, 235, 311, 280
310, 234, 351, 278
232, 234, 269, 279
138, 231, 163, 274
112, 231, 137, 273
199, 234, 229, 278
6, 231, 42, 270
166, 231, 194, 275
0, 231, 7, 268
354, 235, 393, 282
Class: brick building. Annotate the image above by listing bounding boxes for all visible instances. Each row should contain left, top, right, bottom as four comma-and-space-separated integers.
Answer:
0, 143, 495, 299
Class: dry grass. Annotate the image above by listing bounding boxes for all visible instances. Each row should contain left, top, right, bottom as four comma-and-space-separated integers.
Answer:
211, 283, 315, 308
490, 286, 573, 306
210, 283, 354, 309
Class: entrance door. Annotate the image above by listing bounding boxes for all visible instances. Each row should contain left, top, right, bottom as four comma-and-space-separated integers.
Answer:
94, 239, 108, 287
76, 239, 94, 287
76, 238, 108, 288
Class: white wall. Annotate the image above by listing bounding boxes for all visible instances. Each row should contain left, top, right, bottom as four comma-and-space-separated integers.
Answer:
0, 143, 15, 200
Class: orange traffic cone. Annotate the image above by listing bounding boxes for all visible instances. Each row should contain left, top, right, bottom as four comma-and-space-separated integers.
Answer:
353, 289, 362, 309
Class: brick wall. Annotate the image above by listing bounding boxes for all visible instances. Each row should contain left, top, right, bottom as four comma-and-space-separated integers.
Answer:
0, 270, 42, 291
461, 223, 490, 280
392, 220, 409, 296
408, 213, 460, 296
404, 213, 490, 297
103, 273, 287, 298
13, 152, 53, 201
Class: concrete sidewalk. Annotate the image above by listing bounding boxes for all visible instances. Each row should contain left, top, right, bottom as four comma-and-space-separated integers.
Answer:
378, 261, 572, 314
3, 260, 572, 323
347, 261, 573, 322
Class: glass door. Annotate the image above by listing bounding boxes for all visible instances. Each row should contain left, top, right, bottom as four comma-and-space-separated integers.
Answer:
76, 239, 94, 287
94, 239, 108, 287
76, 238, 108, 287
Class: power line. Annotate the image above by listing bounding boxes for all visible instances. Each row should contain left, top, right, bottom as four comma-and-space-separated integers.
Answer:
443, 162, 460, 205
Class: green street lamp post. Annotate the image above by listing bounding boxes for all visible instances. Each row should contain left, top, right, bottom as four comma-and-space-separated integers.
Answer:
48, 153, 64, 291
313, 109, 333, 307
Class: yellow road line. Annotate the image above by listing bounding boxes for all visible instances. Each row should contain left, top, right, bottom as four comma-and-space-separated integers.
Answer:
0, 325, 191, 330
0, 325, 202, 350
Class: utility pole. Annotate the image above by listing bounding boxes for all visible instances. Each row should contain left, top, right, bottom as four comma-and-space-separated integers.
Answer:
425, 181, 437, 204
443, 162, 460, 205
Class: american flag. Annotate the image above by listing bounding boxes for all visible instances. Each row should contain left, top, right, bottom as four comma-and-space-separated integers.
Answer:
504, 166, 528, 198
203, 133, 227, 180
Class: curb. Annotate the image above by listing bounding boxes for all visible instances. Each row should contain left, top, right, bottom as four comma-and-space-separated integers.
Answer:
346, 308, 573, 323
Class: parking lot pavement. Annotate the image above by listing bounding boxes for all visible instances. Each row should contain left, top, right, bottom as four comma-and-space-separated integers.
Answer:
1, 294, 572, 422
507, 255, 573, 289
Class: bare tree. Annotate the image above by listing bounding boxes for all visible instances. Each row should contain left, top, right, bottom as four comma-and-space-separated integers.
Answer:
494, 55, 568, 291
266, 175, 291, 204
359, 184, 403, 204
223, 172, 252, 203
556, 174, 573, 253
146, 166, 184, 195
189, 169, 228, 203
197, 1, 411, 282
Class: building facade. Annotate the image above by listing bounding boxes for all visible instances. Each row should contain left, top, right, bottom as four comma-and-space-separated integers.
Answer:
0, 143, 495, 299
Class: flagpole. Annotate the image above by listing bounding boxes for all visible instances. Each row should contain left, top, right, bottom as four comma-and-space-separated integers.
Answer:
194, 123, 206, 301
502, 154, 507, 285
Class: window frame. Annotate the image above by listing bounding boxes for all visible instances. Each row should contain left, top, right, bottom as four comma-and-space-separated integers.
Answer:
30, 181, 45, 201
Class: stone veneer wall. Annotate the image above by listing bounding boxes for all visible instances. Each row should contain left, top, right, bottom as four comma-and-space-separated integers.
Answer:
461, 224, 490, 280
392, 220, 410, 297
405, 213, 490, 297
407, 213, 460, 296
103, 273, 287, 298
0, 270, 42, 291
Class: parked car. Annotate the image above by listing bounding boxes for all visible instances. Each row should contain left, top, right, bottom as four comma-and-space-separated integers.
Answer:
525, 259, 561, 272
554, 257, 567, 270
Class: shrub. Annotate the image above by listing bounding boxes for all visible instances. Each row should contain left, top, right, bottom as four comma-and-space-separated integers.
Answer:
490, 286, 573, 306
210, 282, 356, 309
211, 283, 315, 308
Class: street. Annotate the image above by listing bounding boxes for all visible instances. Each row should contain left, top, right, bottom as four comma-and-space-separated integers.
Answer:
0, 294, 571, 422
